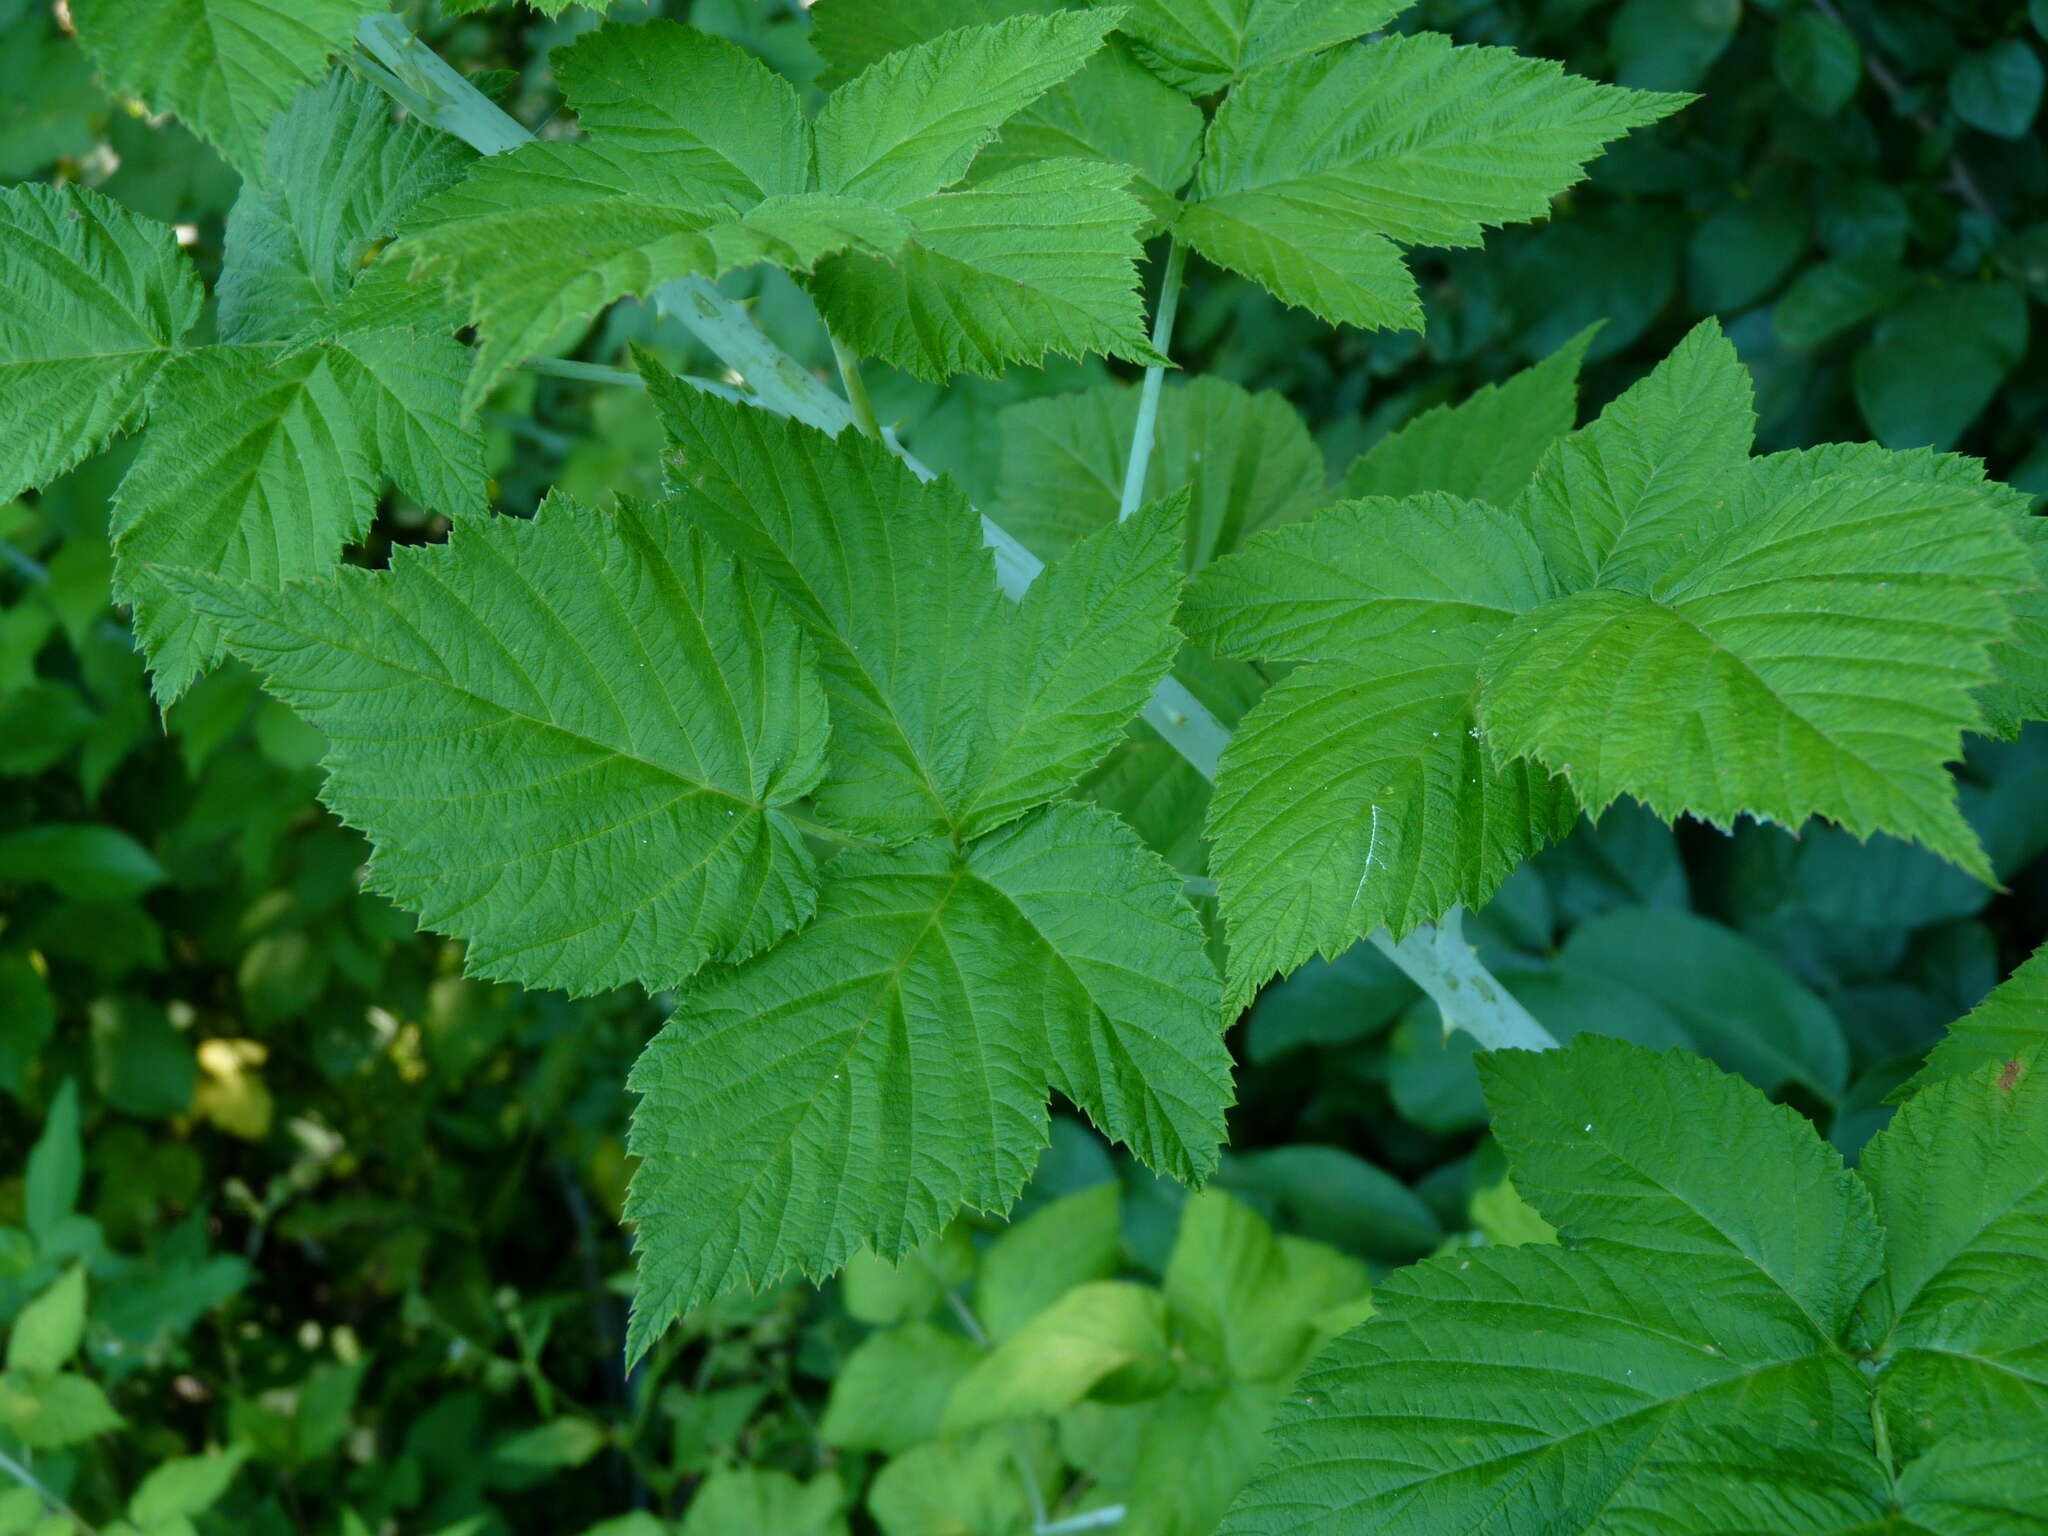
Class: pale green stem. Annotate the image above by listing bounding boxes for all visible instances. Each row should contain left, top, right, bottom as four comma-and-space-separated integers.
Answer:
0, 1448, 94, 1536
830, 332, 882, 441
352, 22, 1556, 1055
1117, 238, 1187, 521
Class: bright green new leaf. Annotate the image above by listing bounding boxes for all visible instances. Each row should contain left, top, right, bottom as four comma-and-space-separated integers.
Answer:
0, 184, 202, 501
1184, 495, 1573, 1001
1481, 473, 2031, 880
677, 1469, 847, 1536
1519, 319, 1755, 593
977, 1183, 1124, 1341
624, 802, 1228, 1359
171, 493, 830, 996
5, 1267, 87, 1377
1857, 1049, 2048, 1457
942, 1281, 1173, 1431
1481, 1036, 1881, 1340
807, 159, 1164, 381
869, 1430, 1049, 1536
1182, 34, 1683, 329
819, 1323, 981, 1454
1905, 943, 2048, 1096
993, 376, 1327, 569
1338, 325, 1595, 508
650, 381, 1185, 843
129, 1448, 250, 1526
0, 1371, 123, 1449
812, 9, 1117, 207
68, 0, 382, 172
1119, 0, 1410, 94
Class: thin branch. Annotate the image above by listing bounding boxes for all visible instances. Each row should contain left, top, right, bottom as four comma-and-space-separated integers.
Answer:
1117, 238, 1188, 520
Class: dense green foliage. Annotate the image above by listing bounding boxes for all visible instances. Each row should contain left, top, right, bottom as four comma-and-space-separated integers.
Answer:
3, 1, 2047, 1534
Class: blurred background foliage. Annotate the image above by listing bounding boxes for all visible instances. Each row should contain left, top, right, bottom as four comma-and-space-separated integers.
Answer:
2, 0, 2046, 1532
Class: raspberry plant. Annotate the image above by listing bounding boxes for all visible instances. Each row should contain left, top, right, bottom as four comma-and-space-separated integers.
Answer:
4, 1, 2044, 1530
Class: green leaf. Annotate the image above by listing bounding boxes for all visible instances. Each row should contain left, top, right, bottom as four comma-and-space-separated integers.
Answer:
1858, 1049, 2048, 1457
1119, 0, 1410, 95
129, 1449, 249, 1526
6, 1267, 87, 1377
977, 1183, 1123, 1341
651, 382, 1183, 843
1337, 326, 1595, 508
808, 159, 1162, 381
0, 184, 203, 501
1895, 1440, 2048, 1536
1854, 284, 2030, 453
328, 330, 488, 519
1216, 1145, 1442, 1265
992, 376, 1327, 569
1224, 1038, 1909, 1535
1182, 34, 1682, 328
1481, 1037, 1880, 1340
1773, 13, 1864, 117
677, 1469, 846, 1536
111, 345, 377, 704
1182, 495, 1573, 1001
0, 826, 166, 903
1223, 1242, 1870, 1535
1905, 944, 2048, 1096
68, 0, 383, 173
868, 1429, 1045, 1536
24, 1080, 81, 1245
807, 0, 1062, 91
1558, 909, 1848, 1102
1609, 0, 1739, 91
1950, 40, 2045, 140
813, 10, 1117, 207
218, 72, 472, 344
943, 1281, 1173, 1431
553, 20, 809, 205
1773, 258, 1914, 350
1482, 473, 2033, 881
819, 1323, 981, 1454
624, 802, 1227, 1358
1520, 319, 1755, 594
1163, 1190, 1368, 1383
0, 1371, 122, 1449
974, 39, 1205, 220
404, 144, 912, 407
841, 1229, 975, 1326
172, 493, 830, 996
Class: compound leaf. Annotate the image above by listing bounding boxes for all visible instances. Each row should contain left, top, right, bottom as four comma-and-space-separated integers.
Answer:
808, 159, 1161, 381
329, 329, 488, 520
624, 801, 1227, 1359
813, 9, 1117, 208
1480, 474, 2030, 880
170, 493, 830, 996
1858, 1049, 2048, 1458
1481, 1036, 1882, 1342
0, 184, 203, 501
68, 0, 383, 173
808, 0, 1061, 91
1184, 34, 1682, 328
